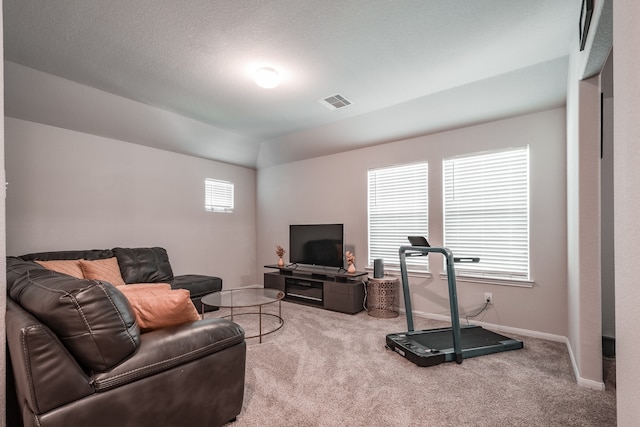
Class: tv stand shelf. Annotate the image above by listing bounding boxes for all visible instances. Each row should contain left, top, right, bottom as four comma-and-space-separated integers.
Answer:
263, 265, 368, 314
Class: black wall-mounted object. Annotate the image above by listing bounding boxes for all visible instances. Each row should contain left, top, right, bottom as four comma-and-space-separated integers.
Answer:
579, 0, 594, 51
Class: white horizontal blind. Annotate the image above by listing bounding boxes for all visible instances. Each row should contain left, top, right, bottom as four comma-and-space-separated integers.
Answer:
205, 178, 234, 213
368, 162, 428, 271
443, 146, 529, 280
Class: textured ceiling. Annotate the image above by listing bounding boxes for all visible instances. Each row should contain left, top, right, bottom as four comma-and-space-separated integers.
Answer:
3, 0, 581, 168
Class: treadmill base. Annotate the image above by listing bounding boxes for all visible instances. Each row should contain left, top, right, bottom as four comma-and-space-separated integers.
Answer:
386, 325, 524, 367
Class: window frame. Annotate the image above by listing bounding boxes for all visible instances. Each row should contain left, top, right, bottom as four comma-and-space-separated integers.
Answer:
442, 146, 530, 281
367, 162, 429, 273
205, 178, 234, 213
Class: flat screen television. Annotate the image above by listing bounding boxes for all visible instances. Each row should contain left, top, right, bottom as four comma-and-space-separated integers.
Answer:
289, 224, 344, 269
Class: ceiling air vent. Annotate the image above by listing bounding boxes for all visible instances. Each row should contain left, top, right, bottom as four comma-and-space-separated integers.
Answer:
318, 93, 353, 110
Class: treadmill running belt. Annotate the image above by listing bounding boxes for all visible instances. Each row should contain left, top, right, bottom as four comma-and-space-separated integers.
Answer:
408, 326, 516, 351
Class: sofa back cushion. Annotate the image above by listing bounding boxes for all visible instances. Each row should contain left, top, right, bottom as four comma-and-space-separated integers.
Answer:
7, 258, 140, 372
20, 249, 114, 262
113, 247, 174, 284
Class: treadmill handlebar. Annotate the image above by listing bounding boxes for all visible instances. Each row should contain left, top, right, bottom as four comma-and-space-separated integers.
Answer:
399, 245, 454, 258
400, 245, 479, 263
454, 257, 480, 263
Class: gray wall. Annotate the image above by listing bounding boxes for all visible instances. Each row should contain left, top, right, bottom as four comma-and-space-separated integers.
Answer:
614, 0, 640, 422
5, 117, 258, 288
564, 0, 613, 389
1, 2, 7, 424
258, 108, 568, 338
566, 68, 602, 388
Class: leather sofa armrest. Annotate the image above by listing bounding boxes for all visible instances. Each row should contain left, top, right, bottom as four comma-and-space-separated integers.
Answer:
93, 318, 244, 391
6, 300, 94, 415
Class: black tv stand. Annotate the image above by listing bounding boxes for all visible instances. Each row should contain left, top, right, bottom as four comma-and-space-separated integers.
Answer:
263, 265, 368, 314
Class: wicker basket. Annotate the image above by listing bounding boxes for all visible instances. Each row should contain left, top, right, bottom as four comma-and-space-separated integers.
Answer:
366, 277, 399, 318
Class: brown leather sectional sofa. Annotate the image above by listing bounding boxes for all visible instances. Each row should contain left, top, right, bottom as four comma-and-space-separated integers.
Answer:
17, 247, 222, 312
5, 251, 246, 427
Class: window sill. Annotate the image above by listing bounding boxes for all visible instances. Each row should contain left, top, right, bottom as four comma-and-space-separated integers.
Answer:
365, 266, 432, 279
438, 273, 534, 288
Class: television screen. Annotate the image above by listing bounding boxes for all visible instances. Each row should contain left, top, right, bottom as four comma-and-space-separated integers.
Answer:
289, 224, 344, 268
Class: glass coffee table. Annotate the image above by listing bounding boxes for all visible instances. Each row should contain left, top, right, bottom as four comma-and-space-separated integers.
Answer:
201, 288, 285, 343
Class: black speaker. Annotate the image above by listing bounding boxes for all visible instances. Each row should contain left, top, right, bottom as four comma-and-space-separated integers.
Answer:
374, 258, 384, 278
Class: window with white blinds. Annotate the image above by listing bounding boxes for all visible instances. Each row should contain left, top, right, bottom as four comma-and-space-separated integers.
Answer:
205, 178, 234, 213
443, 146, 529, 280
368, 162, 429, 271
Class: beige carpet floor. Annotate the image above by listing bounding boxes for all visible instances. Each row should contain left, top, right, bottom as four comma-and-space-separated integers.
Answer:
208, 301, 616, 426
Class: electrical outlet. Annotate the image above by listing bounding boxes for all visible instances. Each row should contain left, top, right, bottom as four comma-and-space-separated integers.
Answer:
484, 292, 493, 304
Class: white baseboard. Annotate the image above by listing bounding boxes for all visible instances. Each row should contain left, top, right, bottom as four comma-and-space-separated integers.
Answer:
405, 309, 566, 342
564, 336, 606, 391
403, 308, 606, 390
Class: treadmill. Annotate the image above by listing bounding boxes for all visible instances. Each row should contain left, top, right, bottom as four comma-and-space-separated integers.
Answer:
385, 237, 523, 367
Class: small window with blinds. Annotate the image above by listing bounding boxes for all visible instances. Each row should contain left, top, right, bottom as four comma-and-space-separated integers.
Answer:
443, 146, 529, 280
368, 162, 429, 271
205, 178, 234, 213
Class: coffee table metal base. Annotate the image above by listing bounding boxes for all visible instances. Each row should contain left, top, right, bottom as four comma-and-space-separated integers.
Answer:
200, 288, 285, 343
222, 303, 283, 343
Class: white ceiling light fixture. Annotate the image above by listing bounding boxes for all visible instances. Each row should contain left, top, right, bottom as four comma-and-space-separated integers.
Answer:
254, 67, 281, 89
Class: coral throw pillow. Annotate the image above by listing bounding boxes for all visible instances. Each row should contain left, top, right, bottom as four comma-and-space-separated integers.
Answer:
35, 260, 85, 279
117, 287, 200, 332
79, 258, 127, 287
118, 283, 172, 292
